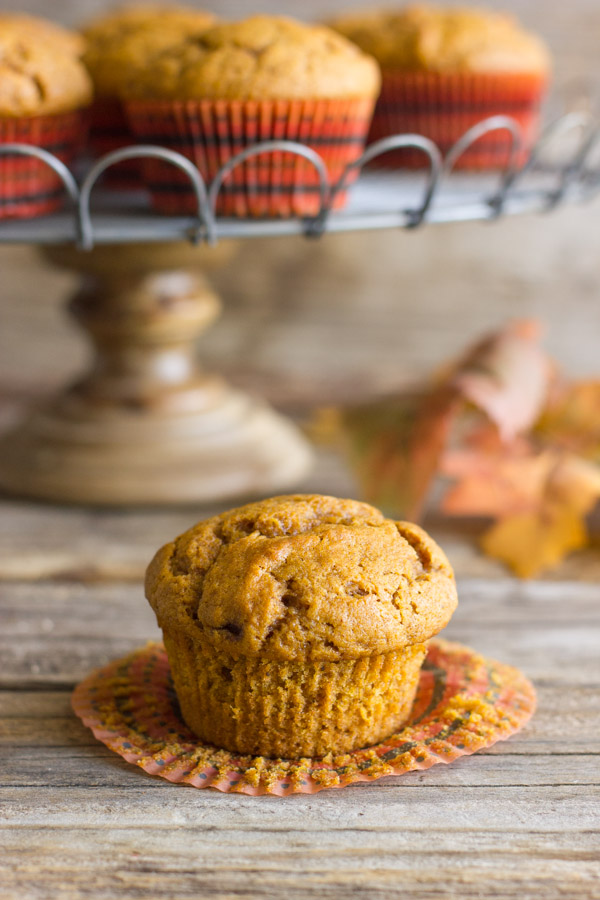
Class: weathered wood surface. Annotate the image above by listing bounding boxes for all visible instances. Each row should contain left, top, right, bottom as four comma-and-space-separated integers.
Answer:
1, 558, 599, 899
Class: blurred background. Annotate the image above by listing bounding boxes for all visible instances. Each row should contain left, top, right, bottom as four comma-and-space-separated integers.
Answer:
1, 0, 599, 419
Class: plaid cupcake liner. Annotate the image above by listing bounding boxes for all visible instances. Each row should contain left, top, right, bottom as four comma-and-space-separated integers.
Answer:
0, 110, 88, 219
72, 638, 536, 796
125, 97, 375, 217
369, 71, 548, 170
89, 98, 141, 189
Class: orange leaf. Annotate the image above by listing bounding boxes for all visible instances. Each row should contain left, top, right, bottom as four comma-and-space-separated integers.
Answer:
536, 380, 600, 461
480, 453, 600, 577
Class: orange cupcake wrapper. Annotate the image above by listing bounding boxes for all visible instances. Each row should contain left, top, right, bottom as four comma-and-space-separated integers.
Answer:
369, 71, 548, 170
72, 638, 536, 796
124, 97, 375, 217
89, 98, 141, 188
0, 110, 88, 219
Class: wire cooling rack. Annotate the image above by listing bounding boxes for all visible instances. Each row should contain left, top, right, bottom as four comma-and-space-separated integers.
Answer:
0, 113, 598, 250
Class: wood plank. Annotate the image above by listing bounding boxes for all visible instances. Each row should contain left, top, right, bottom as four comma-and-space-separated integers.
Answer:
2, 784, 599, 832
0, 827, 599, 900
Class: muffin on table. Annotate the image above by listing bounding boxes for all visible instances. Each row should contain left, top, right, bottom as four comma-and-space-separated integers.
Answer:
0, 18, 92, 219
122, 15, 381, 217
145, 494, 457, 759
81, 4, 217, 184
329, 4, 551, 169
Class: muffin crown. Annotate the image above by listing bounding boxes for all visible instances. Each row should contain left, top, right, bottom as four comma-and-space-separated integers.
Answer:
329, 5, 550, 74
0, 27, 92, 117
145, 494, 457, 661
124, 14, 381, 100
81, 4, 217, 98
0, 12, 85, 58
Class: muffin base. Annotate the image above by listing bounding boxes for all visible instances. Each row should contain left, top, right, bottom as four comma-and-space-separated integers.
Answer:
163, 630, 426, 758
369, 71, 547, 170
88, 98, 140, 188
0, 110, 88, 219
71, 639, 537, 795
125, 97, 375, 217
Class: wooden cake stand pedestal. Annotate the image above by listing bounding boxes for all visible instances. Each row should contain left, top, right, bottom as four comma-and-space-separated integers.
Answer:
0, 242, 311, 506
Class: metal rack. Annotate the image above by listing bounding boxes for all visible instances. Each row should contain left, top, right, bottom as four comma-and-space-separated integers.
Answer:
0, 112, 599, 249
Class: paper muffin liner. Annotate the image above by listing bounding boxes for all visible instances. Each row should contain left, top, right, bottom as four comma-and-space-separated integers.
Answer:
72, 638, 536, 796
369, 71, 548, 170
89, 98, 141, 188
163, 630, 426, 758
124, 97, 375, 217
0, 110, 88, 219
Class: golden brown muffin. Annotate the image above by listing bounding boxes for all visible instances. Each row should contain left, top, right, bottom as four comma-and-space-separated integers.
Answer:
329, 5, 550, 74
146, 494, 457, 758
125, 14, 381, 101
0, 12, 85, 58
81, 4, 217, 98
0, 26, 92, 117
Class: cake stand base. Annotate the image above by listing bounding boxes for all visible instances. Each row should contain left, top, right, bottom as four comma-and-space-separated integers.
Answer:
0, 242, 311, 506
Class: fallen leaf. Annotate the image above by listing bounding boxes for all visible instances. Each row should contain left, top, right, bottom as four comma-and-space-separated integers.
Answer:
536, 380, 600, 462
451, 319, 550, 441
344, 386, 459, 520
480, 452, 600, 577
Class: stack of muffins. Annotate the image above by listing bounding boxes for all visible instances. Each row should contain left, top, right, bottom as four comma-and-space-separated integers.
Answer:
0, 4, 551, 220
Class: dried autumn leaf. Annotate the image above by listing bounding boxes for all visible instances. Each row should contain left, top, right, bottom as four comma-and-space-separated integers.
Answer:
343, 387, 459, 520
536, 380, 600, 462
451, 319, 550, 441
441, 431, 551, 518
481, 452, 600, 578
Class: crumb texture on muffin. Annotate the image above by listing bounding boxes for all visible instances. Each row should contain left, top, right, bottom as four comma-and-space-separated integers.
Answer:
124, 15, 381, 101
81, 4, 217, 98
0, 12, 85, 57
146, 494, 457, 662
329, 5, 550, 74
0, 25, 92, 116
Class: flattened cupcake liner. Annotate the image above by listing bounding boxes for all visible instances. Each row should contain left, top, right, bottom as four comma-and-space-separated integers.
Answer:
0, 110, 88, 219
125, 97, 375, 217
369, 71, 548, 170
72, 638, 536, 795
88, 98, 140, 188
163, 630, 427, 758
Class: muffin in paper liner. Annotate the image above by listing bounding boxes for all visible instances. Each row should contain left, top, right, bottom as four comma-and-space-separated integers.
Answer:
0, 110, 88, 219
124, 97, 375, 217
88, 98, 140, 189
71, 638, 536, 796
369, 71, 548, 170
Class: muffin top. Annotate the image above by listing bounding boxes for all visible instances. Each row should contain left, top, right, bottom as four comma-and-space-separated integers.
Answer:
0, 12, 85, 57
81, 4, 217, 98
329, 5, 550, 74
145, 494, 457, 661
0, 27, 93, 117
124, 15, 381, 101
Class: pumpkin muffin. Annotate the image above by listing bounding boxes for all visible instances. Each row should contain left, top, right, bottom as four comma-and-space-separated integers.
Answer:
145, 494, 457, 758
0, 20, 92, 218
0, 12, 85, 57
81, 4, 216, 184
329, 5, 550, 169
123, 15, 381, 217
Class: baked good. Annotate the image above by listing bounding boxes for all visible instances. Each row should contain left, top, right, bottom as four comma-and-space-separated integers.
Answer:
0, 12, 85, 58
81, 4, 216, 185
123, 15, 381, 217
145, 494, 457, 758
0, 19, 92, 218
329, 5, 550, 169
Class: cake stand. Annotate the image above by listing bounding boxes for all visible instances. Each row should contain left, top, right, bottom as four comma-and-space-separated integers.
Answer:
0, 113, 597, 506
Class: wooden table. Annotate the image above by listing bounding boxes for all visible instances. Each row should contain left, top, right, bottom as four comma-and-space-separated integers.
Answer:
1, 453, 599, 899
